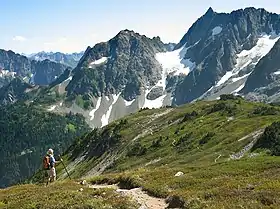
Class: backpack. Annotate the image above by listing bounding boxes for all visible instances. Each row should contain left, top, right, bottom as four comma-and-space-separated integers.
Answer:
43, 155, 50, 170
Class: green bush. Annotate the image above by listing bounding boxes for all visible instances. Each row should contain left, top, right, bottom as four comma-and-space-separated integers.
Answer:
252, 106, 279, 116
252, 121, 280, 155
127, 142, 147, 156
199, 132, 215, 145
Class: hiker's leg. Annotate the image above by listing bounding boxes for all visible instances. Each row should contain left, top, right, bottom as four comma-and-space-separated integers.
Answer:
49, 168, 56, 183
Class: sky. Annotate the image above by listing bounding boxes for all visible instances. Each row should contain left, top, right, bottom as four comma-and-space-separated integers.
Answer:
1, 0, 280, 54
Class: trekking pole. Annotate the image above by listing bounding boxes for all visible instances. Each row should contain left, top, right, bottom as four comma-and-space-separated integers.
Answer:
58, 155, 71, 180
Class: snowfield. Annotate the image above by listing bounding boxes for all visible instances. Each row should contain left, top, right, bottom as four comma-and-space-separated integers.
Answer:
212, 26, 223, 36
89, 97, 102, 120
89, 57, 108, 68
216, 33, 280, 87
155, 43, 197, 91
101, 93, 121, 127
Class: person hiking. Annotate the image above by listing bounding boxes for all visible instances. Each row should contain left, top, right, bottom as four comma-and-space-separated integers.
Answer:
43, 148, 62, 185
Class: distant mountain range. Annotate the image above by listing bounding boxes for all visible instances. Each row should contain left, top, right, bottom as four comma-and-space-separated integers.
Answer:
27, 51, 84, 68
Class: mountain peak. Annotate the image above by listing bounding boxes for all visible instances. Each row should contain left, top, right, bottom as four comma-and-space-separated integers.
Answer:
117, 29, 137, 36
205, 7, 215, 15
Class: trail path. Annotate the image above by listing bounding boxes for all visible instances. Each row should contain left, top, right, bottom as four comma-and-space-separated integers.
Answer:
89, 184, 167, 209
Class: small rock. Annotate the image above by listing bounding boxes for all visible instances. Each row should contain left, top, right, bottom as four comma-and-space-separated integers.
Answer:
174, 171, 184, 177
80, 180, 86, 185
227, 117, 234, 122
246, 184, 255, 190
79, 188, 83, 192
166, 195, 185, 208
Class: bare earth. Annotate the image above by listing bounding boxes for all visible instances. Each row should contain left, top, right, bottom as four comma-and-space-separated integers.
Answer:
89, 184, 168, 209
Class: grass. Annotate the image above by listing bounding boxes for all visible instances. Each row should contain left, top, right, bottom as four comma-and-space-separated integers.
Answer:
0, 181, 137, 209
14, 97, 280, 208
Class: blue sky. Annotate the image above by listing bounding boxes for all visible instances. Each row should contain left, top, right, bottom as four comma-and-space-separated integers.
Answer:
1, 0, 280, 54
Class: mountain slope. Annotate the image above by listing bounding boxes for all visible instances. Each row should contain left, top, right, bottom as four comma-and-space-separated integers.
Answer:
174, 7, 280, 104
28, 51, 84, 68
0, 77, 34, 105
41, 96, 280, 208
44, 7, 280, 129
0, 102, 90, 188
0, 49, 70, 87
67, 30, 166, 100
242, 39, 280, 102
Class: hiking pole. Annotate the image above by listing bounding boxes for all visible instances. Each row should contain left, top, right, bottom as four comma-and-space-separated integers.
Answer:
58, 154, 71, 180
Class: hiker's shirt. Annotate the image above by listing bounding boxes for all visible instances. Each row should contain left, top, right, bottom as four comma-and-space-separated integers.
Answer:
49, 155, 56, 168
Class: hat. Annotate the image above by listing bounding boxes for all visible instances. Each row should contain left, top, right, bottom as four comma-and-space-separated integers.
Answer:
47, 148, 54, 155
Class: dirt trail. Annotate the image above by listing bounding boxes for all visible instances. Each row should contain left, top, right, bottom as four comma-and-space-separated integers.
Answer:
89, 184, 167, 209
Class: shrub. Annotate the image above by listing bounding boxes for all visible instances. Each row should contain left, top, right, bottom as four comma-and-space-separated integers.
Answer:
252, 122, 280, 155
173, 132, 193, 147
180, 111, 198, 123
199, 132, 215, 145
220, 94, 242, 101
151, 136, 163, 148
209, 102, 237, 115
252, 106, 279, 116
127, 142, 147, 156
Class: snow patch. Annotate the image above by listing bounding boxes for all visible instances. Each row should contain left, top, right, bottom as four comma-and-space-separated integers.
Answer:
142, 86, 167, 109
101, 93, 121, 127
232, 84, 245, 94
216, 33, 280, 87
89, 97, 101, 120
124, 99, 135, 106
212, 26, 223, 36
216, 71, 233, 87
66, 76, 73, 81
273, 70, 280, 75
89, 57, 108, 67
47, 105, 56, 111
30, 73, 35, 84
231, 72, 251, 83
155, 43, 197, 90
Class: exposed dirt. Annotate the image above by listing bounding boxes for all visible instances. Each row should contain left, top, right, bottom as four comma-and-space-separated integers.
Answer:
89, 184, 168, 209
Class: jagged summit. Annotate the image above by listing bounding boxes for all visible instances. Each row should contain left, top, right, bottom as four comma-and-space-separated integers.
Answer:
205, 6, 215, 15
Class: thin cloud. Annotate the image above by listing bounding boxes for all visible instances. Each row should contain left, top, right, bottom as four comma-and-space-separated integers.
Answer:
12, 36, 27, 42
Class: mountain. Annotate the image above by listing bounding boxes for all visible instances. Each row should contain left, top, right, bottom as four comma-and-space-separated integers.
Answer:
27, 96, 280, 208
0, 49, 70, 87
53, 7, 280, 127
0, 77, 34, 105
242, 39, 280, 102
174, 7, 280, 104
28, 51, 84, 68
8, 7, 280, 128
0, 102, 90, 188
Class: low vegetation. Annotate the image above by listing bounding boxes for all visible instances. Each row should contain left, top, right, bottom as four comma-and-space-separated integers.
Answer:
0, 181, 137, 209
5, 95, 280, 208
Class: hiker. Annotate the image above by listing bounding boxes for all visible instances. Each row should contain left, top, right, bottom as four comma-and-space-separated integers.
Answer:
43, 148, 62, 185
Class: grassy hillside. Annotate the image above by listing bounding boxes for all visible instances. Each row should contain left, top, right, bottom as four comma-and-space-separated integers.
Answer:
0, 181, 137, 209
50, 96, 280, 208
3, 96, 280, 208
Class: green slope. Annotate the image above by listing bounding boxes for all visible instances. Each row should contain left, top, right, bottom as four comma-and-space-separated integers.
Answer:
51, 96, 280, 208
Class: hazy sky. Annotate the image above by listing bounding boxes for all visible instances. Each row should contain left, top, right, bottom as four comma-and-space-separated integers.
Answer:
1, 0, 280, 54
